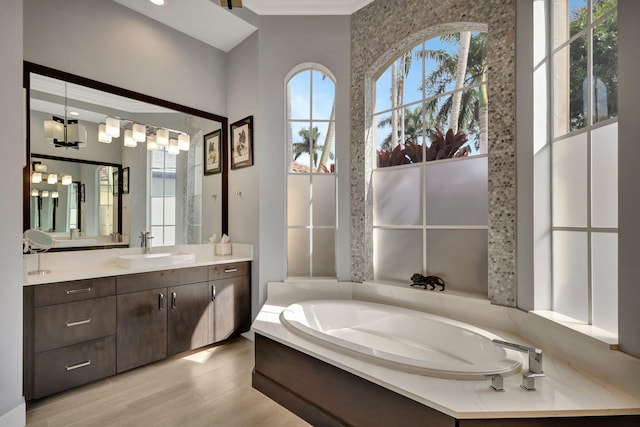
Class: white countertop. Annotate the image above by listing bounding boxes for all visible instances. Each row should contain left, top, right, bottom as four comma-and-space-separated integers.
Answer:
252, 281, 640, 420
23, 243, 252, 286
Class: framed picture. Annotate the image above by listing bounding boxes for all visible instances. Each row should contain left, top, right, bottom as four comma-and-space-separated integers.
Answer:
230, 116, 253, 170
204, 129, 222, 175
122, 167, 130, 194
112, 170, 119, 195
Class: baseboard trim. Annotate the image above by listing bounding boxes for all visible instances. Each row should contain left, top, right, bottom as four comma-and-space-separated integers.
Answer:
0, 398, 25, 427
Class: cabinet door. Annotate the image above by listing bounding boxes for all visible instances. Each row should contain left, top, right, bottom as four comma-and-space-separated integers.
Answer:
116, 288, 167, 373
211, 276, 250, 343
167, 282, 210, 356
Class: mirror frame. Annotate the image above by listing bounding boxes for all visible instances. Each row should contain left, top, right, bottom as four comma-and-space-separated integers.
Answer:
30, 153, 123, 235
23, 61, 229, 238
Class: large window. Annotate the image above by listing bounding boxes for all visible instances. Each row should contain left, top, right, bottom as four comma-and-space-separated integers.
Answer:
150, 149, 177, 246
370, 27, 489, 295
97, 167, 113, 236
541, 0, 618, 333
286, 65, 336, 277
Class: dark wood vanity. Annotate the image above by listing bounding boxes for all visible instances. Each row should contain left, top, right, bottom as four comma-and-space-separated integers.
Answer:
23, 262, 250, 400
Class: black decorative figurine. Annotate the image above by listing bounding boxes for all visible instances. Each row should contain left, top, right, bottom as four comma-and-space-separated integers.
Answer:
410, 273, 445, 291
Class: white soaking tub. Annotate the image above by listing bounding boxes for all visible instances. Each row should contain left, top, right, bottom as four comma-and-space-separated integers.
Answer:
280, 299, 523, 380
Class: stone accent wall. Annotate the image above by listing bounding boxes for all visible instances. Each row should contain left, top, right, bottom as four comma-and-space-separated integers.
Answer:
350, 0, 517, 306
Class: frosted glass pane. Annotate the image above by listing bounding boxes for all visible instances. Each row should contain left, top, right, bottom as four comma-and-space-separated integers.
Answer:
287, 175, 310, 226
591, 123, 618, 228
151, 226, 164, 246
164, 198, 176, 225
373, 229, 422, 282
151, 198, 164, 225
553, 231, 588, 322
312, 175, 335, 226
312, 229, 335, 277
553, 133, 587, 227
426, 229, 487, 295
425, 157, 488, 226
288, 229, 310, 276
372, 166, 422, 226
163, 226, 175, 246
592, 232, 618, 334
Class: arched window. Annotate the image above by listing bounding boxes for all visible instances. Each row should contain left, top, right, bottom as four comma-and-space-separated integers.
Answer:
286, 64, 337, 277
370, 25, 489, 293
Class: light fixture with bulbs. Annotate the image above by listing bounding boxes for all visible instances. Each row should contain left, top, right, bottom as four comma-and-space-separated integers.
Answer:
47, 174, 58, 185
62, 175, 72, 186
31, 172, 42, 184
167, 138, 180, 155
98, 116, 190, 153
98, 123, 112, 143
43, 82, 88, 149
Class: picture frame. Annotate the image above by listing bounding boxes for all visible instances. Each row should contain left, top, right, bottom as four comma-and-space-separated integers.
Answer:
122, 167, 130, 194
230, 116, 253, 170
204, 129, 222, 175
112, 170, 119, 195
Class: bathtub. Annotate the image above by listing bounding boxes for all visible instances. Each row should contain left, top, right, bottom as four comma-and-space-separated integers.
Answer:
280, 299, 523, 380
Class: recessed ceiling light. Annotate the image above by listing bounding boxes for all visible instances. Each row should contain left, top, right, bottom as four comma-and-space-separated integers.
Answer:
150, 0, 166, 5
69, 111, 79, 116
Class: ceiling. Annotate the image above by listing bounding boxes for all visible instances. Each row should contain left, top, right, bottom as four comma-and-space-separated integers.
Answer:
112, 0, 374, 52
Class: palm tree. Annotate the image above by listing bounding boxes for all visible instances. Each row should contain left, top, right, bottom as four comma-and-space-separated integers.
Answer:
449, 31, 471, 134
292, 126, 326, 169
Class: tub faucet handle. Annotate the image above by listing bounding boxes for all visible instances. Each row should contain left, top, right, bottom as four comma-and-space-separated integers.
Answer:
485, 374, 504, 392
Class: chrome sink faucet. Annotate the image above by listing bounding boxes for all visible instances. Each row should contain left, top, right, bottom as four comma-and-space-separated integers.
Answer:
492, 339, 544, 391
140, 231, 154, 253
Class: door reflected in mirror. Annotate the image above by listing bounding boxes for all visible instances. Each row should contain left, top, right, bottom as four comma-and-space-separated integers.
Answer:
25, 62, 228, 250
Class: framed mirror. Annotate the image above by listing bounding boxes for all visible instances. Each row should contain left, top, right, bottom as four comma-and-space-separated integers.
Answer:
24, 62, 228, 250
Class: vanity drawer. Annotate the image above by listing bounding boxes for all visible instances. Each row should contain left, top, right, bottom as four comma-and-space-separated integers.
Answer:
208, 262, 250, 280
34, 296, 116, 353
33, 277, 116, 307
117, 266, 208, 294
33, 336, 116, 399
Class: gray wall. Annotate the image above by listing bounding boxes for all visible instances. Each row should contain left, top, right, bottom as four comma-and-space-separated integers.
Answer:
0, 0, 25, 424
226, 12, 352, 316
618, 0, 640, 359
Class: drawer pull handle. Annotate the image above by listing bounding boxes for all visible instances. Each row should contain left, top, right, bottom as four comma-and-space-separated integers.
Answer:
66, 318, 91, 327
66, 360, 91, 371
159, 293, 164, 311
224, 268, 238, 273
212, 284, 216, 301
171, 292, 177, 309
66, 287, 92, 295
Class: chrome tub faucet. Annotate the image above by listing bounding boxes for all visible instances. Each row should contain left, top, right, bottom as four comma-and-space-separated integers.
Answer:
140, 231, 153, 253
492, 339, 544, 391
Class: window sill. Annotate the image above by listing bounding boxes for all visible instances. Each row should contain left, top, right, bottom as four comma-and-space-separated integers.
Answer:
530, 310, 618, 349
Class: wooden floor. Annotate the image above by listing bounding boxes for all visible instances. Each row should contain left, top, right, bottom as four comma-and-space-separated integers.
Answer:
26, 337, 310, 427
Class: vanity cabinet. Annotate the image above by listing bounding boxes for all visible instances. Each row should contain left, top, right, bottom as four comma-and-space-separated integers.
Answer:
24, 277, 117, 400
24, 261, 251, 400
209, 262, 251, 343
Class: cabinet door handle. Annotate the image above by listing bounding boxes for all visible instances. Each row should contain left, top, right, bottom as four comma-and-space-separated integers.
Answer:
159, 292, 164, 311
66, 360, 91, 371
66, 318, 91, 327
211, 285, 216, 301
66, 287, 92, 295
171, 292, 177, 309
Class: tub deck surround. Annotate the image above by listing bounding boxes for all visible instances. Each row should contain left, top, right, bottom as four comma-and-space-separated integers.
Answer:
23, 243, 253, 285
252, 281, 640, 420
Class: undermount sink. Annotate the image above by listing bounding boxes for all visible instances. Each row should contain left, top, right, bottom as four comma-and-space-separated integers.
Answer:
116, 251, 196, 269
54, 238, 98, 247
